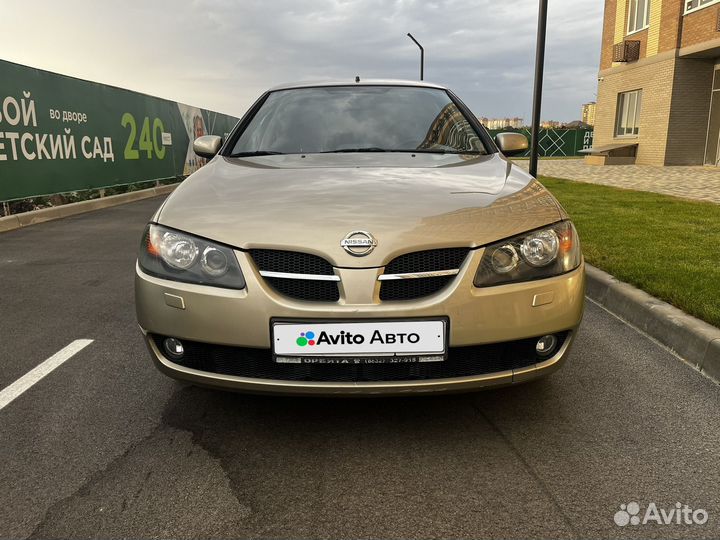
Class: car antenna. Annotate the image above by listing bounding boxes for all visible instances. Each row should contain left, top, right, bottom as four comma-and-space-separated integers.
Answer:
355, 76, 360, 83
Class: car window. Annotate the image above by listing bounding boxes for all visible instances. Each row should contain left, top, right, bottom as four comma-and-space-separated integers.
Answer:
230, 86, 486, 155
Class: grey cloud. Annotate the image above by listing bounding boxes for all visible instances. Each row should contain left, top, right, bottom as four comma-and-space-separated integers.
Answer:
0, 0, 603, 121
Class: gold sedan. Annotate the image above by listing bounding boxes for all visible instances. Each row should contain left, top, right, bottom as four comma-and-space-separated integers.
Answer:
135, 80, 584, 395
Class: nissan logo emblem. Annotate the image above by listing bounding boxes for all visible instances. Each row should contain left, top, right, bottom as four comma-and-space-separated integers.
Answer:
340, 230, 377, 256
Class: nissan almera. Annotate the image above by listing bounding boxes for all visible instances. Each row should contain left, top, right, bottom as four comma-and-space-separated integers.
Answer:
135, 80, 584, 395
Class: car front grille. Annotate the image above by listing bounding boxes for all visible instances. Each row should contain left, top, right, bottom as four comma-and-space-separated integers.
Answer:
383, 248, 470, 275
248, 247, 471, 303
249, 249, 339, 302
151, 332, 568, 383
379, 276, 456, 301
379, 248, 470, 301
264, 277, 340, 302
249, 249, 335, 275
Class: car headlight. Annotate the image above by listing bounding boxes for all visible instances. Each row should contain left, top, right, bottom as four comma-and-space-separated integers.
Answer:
138, 224, 245, 289
474, 221, 581, 287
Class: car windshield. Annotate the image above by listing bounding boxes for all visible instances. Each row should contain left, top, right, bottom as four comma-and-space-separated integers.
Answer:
229, 86, 487, 155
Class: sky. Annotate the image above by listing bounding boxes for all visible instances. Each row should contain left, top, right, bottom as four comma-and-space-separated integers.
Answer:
0, 0, 604, 122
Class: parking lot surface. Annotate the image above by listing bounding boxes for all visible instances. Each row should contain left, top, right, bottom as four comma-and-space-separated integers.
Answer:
1, 198, 718, 539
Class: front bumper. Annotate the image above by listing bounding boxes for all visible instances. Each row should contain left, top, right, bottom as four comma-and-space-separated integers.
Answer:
135, 249, 584, 395
143, 330, 576, 396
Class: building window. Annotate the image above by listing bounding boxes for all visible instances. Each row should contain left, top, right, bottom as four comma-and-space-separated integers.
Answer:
684, 0, 720, 14
615, 90, 642, 137
627, 0, 650, 34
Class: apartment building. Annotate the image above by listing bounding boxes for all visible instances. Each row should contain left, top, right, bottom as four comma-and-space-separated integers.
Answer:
593, 0, 720, 165
581, 102, 597, 126
479, 117, 525, 129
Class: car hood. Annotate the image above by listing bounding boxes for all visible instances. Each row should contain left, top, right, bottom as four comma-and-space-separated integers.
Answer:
157, 153, 563, 267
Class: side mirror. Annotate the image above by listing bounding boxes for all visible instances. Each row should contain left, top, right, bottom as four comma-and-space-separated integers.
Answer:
495, 132, 529, 156
193, 135, 222, 158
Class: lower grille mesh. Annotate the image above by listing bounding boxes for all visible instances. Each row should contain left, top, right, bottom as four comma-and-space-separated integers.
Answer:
152, 332, 568, 383
265, 277, 339, 302
380, 275, 455, 301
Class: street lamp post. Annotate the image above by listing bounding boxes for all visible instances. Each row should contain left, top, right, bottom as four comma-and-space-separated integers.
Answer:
407, 33, 424, 81
529, 0, 548, 178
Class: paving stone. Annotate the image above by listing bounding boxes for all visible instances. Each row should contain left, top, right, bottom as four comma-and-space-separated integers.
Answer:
516, 159, 720, 204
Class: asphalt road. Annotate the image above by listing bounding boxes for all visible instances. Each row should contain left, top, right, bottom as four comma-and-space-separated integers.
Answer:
1, 197, 719, 540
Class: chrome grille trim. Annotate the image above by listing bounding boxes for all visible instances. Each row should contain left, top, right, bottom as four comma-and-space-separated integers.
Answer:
259, 270, 341, 282
377, 269, 460, 281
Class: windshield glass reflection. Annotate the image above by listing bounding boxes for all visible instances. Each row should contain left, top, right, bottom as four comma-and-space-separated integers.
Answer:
231, 86, 486, 155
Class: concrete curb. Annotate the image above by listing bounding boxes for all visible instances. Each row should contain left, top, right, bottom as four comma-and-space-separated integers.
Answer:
585, 264, 720, 383
0, 184, 178, 233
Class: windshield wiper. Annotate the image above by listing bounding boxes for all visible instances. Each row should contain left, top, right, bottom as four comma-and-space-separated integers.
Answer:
320, 147, 388, 153
229, 150, 285, 157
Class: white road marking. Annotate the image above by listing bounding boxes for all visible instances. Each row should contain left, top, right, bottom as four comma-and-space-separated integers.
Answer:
0, 339, 93, 412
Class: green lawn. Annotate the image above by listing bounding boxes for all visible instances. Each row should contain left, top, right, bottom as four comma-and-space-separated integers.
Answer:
539, 176, 720, 328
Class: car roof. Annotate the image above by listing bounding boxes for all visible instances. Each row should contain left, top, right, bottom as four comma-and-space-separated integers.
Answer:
268, 79, 448, 91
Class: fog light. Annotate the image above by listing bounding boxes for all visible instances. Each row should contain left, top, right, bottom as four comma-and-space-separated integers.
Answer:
535, 334, 557, 357
163, 337, 184, 360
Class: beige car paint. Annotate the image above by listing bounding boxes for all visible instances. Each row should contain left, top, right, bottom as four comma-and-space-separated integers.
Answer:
156, 153, 565, 268
135, 81, 585, 395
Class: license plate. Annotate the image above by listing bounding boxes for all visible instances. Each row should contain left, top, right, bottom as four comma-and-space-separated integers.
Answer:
272, 320, 446, 359
275, 356, 444, 364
